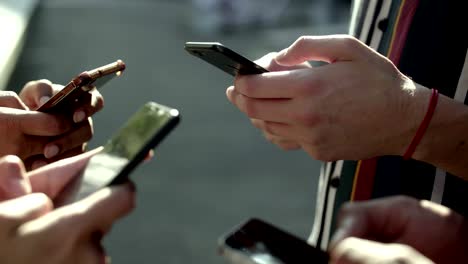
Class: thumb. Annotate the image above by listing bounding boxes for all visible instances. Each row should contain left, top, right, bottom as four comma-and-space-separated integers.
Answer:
77, 183, 136, 234
0, 193, 53, 225
47, 183, 136, 238
274, 35, 367, 66
19, 79, 58, 109
329, 196, 419, 250
28, 147, 104, 199
331, 238, 435, 264
0, 155, 31, 200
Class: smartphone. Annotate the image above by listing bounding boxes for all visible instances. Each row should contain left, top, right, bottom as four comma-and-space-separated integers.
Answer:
54, 101, 180, 206
184, 42, 268, 76
219, 218, 329, 264
37, 60, 126, 113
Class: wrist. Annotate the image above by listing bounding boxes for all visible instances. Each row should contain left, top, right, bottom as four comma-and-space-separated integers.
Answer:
387, 79, 432, 157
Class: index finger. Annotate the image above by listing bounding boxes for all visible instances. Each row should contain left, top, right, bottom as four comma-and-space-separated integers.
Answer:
329, 196, 419, 249
234, 67, 318, 99
16, 183, 135, 243
4, 108, 73, 136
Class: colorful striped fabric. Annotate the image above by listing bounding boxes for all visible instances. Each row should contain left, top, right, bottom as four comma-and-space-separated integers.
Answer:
309, 0, 468, 250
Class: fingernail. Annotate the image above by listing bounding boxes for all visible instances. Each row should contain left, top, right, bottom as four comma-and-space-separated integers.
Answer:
44, 144, 60, 158
226, 86, 234, 100
39, 96, 51, 105
31, 160, 48, 170
73, 111, 86, 123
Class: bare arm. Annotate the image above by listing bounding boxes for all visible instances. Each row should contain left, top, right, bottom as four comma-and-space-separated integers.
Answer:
411, 82, 468, 180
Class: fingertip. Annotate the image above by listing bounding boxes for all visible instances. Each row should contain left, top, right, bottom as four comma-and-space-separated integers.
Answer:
226, 86, 235, 101
144, 150, 154, 162
44, 144, 60, 159
37, 79, 53, 86
97, 184, 136, 217
31, 192, 54, 211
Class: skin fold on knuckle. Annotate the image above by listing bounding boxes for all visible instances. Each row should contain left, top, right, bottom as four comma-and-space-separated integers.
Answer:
0, 91, 23, 108
234, 76, 255, 97
0, 155, 24, 177
337, 202, 359, 222
45, 115, 71, 135
292, 106, 322, 127
242, 97, 259, 118
339, 35, 363, 55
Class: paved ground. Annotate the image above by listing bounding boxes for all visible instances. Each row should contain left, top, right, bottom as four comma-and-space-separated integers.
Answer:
8, 1, 348, 263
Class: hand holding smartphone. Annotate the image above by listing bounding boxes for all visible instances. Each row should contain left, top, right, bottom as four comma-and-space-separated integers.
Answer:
219, 218, 329, 264
184, 42, 268, 76
54, 101, 180, 206
37, 60, 126, 113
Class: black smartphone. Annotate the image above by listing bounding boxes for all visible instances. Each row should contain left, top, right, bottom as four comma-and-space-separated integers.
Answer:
219, 218, 329, 264
54, 101, 180, 206
184, 42, 268, 76
37, 60, 126, 113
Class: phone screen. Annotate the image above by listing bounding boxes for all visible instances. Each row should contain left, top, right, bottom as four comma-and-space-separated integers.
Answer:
54, 102, 180, 206
219, 219, 329, 264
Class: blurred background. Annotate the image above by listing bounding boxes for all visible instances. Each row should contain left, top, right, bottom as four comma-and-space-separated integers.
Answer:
2, 0, 350, 263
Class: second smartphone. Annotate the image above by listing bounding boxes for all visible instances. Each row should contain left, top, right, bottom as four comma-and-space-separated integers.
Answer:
184, 42, 268, 77
54, 101, 180, 206
219, 218, 329, 264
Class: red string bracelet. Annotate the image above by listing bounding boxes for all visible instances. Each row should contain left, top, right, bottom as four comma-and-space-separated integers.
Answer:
403, 88, 439, 160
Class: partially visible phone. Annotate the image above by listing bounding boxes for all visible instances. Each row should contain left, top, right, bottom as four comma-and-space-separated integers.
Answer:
219, 218, 329, 264
54, 101, 180, 206
37, 60, 126, 113
184, 42, 268, 76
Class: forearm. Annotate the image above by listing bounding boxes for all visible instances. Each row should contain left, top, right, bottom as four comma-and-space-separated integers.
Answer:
411, 83, 468, 180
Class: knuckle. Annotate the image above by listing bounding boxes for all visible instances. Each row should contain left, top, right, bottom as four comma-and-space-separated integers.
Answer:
47, 117, 70, 134
391, 195, 418, 209
390, 244, 420, 263
243, 98, 258, 118
36, 79, 53, 87
0, 155, 23, 175
294, 111, 321, 127
1, 91, 20, 100
303, 142, 334, 161
295, 36, 309, 48
250, 119, 264, 130
262, 122, 277, 136
314, 149, 335, 161
341, 35, 362, 51
338, 201, 358, 218
235, 77, 254, 97
0, 91, 22, 106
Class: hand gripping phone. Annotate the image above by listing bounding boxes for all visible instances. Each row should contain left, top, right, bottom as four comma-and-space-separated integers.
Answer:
219, 218, 329, 264
37, 60, 126, 113
184, 42, 268, 76
54, 101, 180, 206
